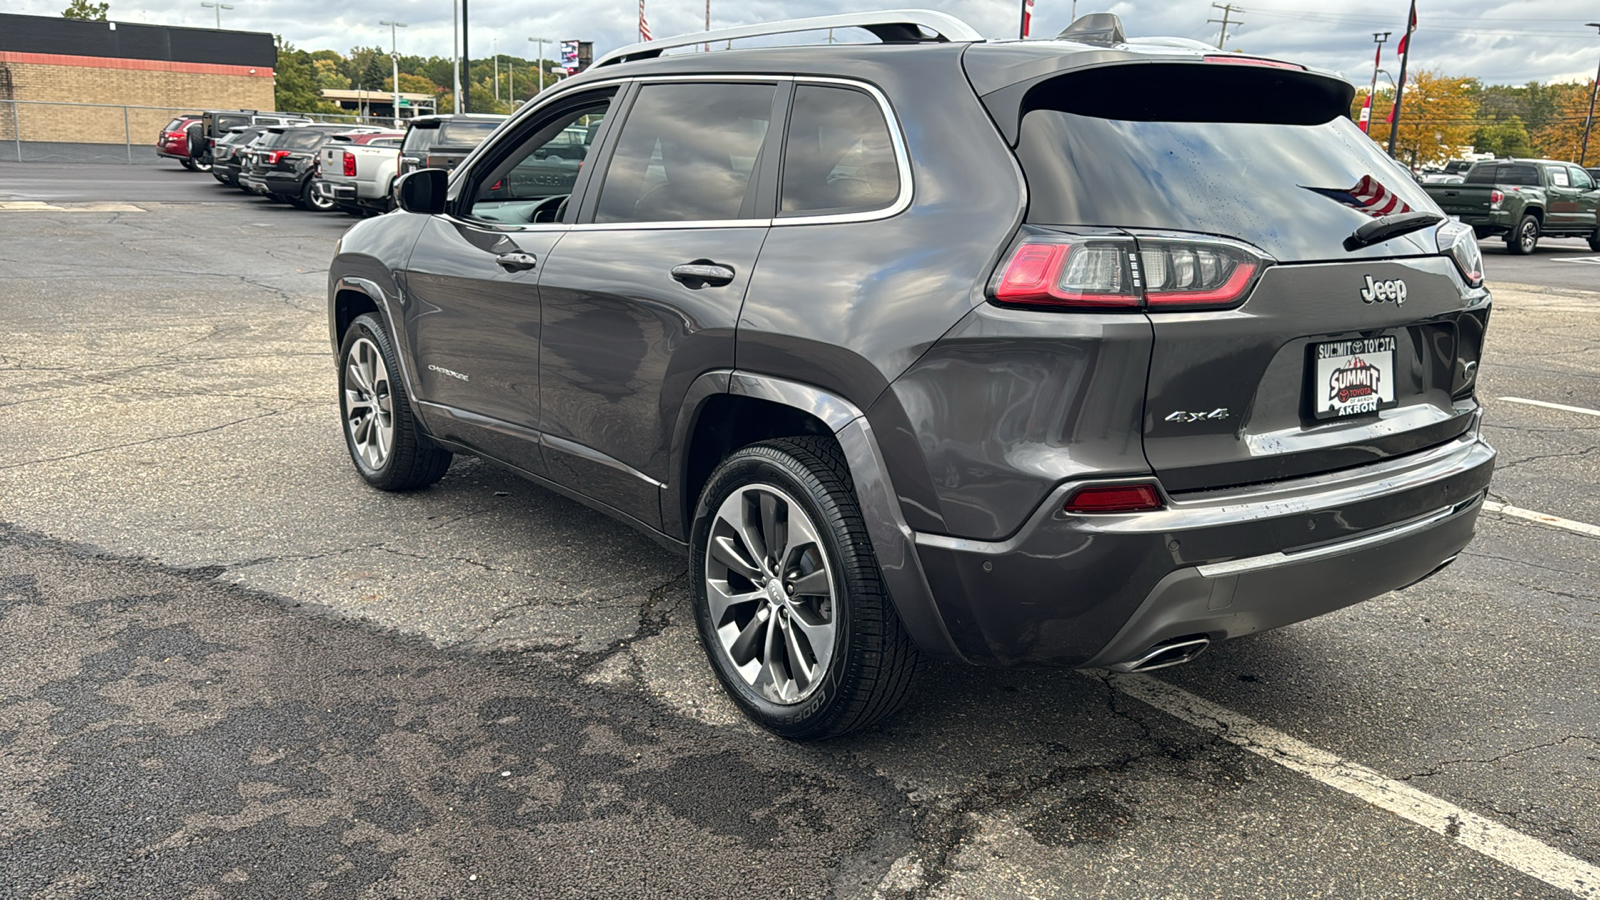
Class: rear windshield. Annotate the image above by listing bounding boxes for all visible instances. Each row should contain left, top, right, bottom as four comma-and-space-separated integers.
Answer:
436, 121, 499, 147
1015, 112, 1438, 261
402, 126, 439, 154
164, 117, 187, 132
281, 130, 325, 150
1463, 162, 1540, 186
214, 115, 250, 133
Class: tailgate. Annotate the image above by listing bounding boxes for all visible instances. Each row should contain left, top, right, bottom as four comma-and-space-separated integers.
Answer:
1142, 257, 1488, 492
1428, 186, 1494, 218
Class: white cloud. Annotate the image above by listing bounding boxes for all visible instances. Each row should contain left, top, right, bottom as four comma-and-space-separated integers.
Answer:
11, 0, 1600, 85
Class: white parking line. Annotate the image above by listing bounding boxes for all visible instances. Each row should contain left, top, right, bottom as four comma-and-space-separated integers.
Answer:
1498, 397, 1600, 418
1102, 672, 1600, 899
1551, 256, 1600, 265
1482, 501, 1600, 539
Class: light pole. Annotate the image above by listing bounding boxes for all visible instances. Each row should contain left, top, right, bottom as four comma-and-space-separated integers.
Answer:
529, 37, 552, 97
380, 20, 407, 128
200, 2, 232, 29
493, 37, 499, 103
1581, 23, 1600, 167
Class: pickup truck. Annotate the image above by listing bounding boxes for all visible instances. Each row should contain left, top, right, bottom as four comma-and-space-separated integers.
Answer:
1424, 158, 1600, 254
394, 115, 505, 186
314, 133, 405, 217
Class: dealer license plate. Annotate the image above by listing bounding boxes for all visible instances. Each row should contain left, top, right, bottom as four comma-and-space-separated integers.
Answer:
1311, 336, 1397, 419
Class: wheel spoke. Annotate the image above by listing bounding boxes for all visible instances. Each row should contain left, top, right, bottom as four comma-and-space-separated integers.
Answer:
759, 492, 782, 567
787, 567, 829, 597
728, 608, 769, 666
780, 512, 823, 578
346, 359, 372, 395
711, 534, 763, 583
705, 580, 760, 623
780, 617, 817, 687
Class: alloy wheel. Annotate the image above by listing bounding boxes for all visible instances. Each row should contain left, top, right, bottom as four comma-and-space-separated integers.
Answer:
1520, 221, 1537, 252
704, 484, 838, 704
343, 336, 395, 470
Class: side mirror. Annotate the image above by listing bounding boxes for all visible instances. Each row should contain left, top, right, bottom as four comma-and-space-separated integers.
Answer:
397, 168, 448, 215
532, 149, 549, 160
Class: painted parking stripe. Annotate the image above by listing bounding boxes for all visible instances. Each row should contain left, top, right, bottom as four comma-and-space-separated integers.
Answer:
1498, 397, 1600, 418
1551, 256, 1600, 265
1101, 672, 1600, 898
1482, 501, 1600, 539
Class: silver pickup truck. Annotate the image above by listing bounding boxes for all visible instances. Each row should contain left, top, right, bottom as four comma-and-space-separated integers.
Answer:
314, 133, 405, 217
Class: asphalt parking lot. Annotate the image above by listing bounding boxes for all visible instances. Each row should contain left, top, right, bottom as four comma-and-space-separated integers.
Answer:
2, 162, 1598, 898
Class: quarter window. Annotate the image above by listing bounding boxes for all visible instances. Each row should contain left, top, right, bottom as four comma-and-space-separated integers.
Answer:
779, 85, 901, 216
594, 82, 777, 224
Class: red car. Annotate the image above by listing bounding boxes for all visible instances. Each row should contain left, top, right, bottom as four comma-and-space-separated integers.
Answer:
156, 116, 204, 170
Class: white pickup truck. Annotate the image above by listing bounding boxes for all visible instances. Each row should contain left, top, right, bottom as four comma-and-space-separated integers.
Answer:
314, 133, 405, 217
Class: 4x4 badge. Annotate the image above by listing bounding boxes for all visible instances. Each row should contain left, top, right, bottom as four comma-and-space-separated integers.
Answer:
1165, 408, 1229, 423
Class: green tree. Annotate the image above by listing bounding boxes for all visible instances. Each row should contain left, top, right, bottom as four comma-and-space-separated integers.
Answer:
344, 46, 392, 93
1472, 116, 1532, 158
273, 37, 341, 115
62, 0, 109, 20
312, 58, 348, 91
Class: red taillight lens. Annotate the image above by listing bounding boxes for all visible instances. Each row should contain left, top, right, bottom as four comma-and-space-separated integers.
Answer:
267, 149, 292, 165
342, 151, 356, 177
1489, 189, 1504, 208
994, 240, 1141, 308
1063, 483, 1164, 514
1138, 238, 1263, 310
1203, 55, 1305, 70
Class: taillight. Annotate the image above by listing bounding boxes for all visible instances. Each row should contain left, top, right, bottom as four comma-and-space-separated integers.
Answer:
1063, 483, 1164, 514
1489, 189, 1503, 209
1203, 55, 1305, 70
342, 151, 356, 177
993, 234, 1267, 312
994, 239, 1141, 308
1436, 220, 1484, 288
267, 149, 292, 165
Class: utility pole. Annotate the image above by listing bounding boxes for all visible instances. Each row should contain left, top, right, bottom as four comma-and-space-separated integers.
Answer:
452, 1, 461, 113
461, 0, 471, 112
1581, 23, 1600, 167
1208, 3, 1241, 49
493, 37, 499, 103
380, 20, 407, 128
200, 2, 232, 29
1361, 32, 1389, 134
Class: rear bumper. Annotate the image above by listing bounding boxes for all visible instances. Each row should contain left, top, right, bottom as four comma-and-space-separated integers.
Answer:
910, 426, 1495, 666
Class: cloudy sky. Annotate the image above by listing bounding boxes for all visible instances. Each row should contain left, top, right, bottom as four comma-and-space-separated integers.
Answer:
17, 0, 1600, 85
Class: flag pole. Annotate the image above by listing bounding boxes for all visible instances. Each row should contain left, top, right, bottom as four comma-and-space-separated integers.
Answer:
1386, 0, 1416, 158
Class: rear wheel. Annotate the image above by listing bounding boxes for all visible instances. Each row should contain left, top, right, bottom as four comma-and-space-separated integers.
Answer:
690, 437, 919, 740
180, 158, 196, 171
1506, 214, 1540, 255
338, 313, 452, 491
304, 178, 336, 212
1589, 228, 1600, 252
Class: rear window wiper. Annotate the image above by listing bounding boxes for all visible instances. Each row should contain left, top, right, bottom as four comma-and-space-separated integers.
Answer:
1344, 211, 1444, 251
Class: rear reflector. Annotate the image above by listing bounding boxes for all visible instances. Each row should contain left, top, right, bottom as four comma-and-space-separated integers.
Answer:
1063, 483, 1164, 514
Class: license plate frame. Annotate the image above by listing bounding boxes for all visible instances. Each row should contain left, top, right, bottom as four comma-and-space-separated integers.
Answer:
1309, 335, 1398, 420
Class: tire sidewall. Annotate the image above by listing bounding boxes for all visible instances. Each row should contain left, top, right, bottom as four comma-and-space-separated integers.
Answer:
689, 448, 858, 737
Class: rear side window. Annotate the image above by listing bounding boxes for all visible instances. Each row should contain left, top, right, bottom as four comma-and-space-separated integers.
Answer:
779, 85, 900, 216
215, 115, 249, 132
1014, 110, 1436, 261
594, 82, 776, 224
1548, 167, 1570, 187
437, 121, 499, 146
1464, 163, 1539, 186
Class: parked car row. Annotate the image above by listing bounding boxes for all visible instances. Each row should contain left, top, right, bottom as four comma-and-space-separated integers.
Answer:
1422, 157, 1600, 253
157, 110, 507, 217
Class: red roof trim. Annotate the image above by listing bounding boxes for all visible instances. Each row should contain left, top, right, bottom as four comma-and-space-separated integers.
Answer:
0, 50, 273, 77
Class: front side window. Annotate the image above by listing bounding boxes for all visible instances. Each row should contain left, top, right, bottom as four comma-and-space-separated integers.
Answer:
780, 85, 901, 216
1571, 167, 1595, 190
466, 96, 612, 225
594, 82, 777, 224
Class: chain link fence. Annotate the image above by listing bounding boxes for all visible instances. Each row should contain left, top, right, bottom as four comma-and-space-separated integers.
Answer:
0, 100, 391, 165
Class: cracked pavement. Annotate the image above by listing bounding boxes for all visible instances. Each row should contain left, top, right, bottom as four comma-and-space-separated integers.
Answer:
1, 165, 1598, 898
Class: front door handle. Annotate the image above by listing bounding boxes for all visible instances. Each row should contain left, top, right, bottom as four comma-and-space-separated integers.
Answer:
495, 251, 538, 272
671, 261, 735, 288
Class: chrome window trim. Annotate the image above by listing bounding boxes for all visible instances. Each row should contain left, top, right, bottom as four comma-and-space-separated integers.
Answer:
448, 73, 912, 233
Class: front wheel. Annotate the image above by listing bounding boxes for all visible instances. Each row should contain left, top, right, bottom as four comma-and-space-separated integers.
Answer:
338, 314, 452, 491
1506, 214, 1540, 255
690, 437, 919, 740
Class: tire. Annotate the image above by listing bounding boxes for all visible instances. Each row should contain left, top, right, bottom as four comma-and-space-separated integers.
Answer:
180, 158, 196, 171
1589, 228, 1600, 253
690, 437, 919, 740
1506, 214, 1540, 255
337, 314, 452, 491
304, 178, 337, 212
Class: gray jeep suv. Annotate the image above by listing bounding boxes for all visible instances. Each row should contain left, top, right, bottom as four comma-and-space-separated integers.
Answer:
327, 11, 1495, 739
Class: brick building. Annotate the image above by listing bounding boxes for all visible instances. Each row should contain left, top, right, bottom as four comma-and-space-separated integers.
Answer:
0, 13, 275, 159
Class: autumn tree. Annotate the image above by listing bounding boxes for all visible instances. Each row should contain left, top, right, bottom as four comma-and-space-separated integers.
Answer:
62, 0, 109, 20
1363, 70, 1479, 166
1532, 82, 1598, 163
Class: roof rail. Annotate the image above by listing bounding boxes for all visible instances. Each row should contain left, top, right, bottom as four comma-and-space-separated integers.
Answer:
592, 9, 983, 68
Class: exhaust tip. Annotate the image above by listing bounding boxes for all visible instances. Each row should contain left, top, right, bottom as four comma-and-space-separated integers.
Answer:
1108, 635, 1211, 673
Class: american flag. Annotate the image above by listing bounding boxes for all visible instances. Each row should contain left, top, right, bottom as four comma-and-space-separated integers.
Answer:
1308, 175, 1413, 217
640, 0, 652, 41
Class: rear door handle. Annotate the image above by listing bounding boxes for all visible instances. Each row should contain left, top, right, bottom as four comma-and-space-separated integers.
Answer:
495, 252, 538, 272
670, 261, 735, 288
